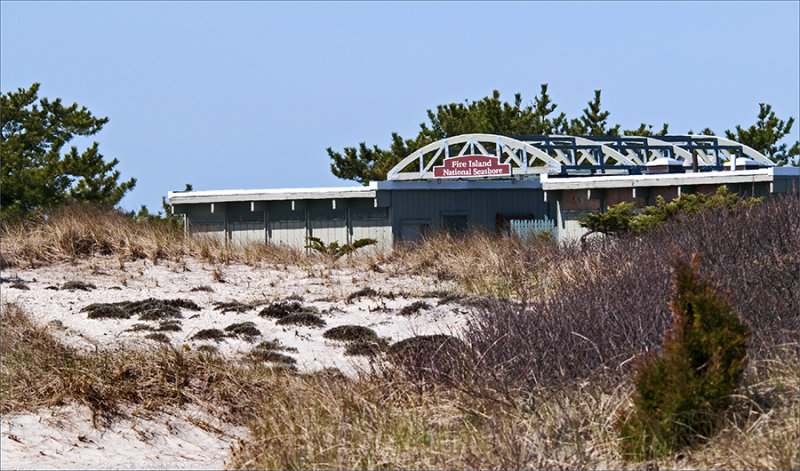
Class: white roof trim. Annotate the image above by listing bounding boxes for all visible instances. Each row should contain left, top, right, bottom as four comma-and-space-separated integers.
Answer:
541, 168, 775, 190
169, 186, 375, 204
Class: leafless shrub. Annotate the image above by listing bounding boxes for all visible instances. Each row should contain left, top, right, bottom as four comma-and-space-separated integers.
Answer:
459, 195, 798, 395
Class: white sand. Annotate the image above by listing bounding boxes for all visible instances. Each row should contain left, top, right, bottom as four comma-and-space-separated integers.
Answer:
1, 404, 248, 470
1, 256, 471, 469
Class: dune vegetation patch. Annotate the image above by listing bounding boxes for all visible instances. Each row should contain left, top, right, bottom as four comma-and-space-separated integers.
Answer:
346, 287, 378, 302
62, 280, 97, 291
191, 329, 226, 342
253, 339, 298, 353
214, 301, 260, 313
156, 320, 183, 332
322, 325, 379, 343
323, 325, 388, 357
84, 303, 131, 319
398, 300, 431, 317
144, 332, 170, 343
2, 196, 798, 470
248, 340, 298, 366
258, 301, 318, 319
81, 298, 200, 321
224, 322, 261, 341
276, 312, 326, 328
190, 285, 214, 292
344, 339, 389, 357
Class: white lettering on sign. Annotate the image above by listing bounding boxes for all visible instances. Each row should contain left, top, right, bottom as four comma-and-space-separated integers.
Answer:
433, 155, 511, 178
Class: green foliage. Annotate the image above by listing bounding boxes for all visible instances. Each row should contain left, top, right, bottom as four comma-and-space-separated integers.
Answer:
576, 201, 637, 239
578, 187, 762, 238
725, 103, 799, 166
619, 253, 747, 459
330, 86, 799, 184
633, 187, 761, 232
133, 183, 192, 230
1, 83, 136, 221
329, 85, 635, 184
304, 236, 377, 260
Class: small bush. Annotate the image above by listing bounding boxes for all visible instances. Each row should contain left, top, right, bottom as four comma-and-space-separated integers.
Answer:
62, 280, 97, 291
126, 323, 154, 332
137, 305, 182, 321
304, 236, 377, 260
214, 301, 258, 313
225, 321, 261, 340
619, 253, 747, 459
157, 320, 182, 332
344, 339, 388, 357
259, 301, 304, 319
276, 312, 326, 328
250, 349, 297, 365
399, 301, 431, 317
196, 344, 218, 354
144, 332, 170, 343
254, 339, 298, 353
82, 298, 197, 321
323, 325, 378, 342
347, 287, 378, 302
84, 304, 131, 319
437, 293, 465, 306
163, 298, 201, 311
191, 329, 226, 342
190, 285, 214, 292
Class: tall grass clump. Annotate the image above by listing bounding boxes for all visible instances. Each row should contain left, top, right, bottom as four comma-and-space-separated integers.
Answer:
0, 203, 184, 267
0, 202, 330, 268
391, 230, 561, 299
618, 253, 747, 459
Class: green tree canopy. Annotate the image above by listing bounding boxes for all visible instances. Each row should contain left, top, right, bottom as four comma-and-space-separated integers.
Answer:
724, 103, 799, 166
329, 87, 799, 184
328, 85, 671, 185
1, 83, 136, 221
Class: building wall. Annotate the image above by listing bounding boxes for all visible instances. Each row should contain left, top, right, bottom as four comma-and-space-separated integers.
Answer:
174, 171, 797, 248
383, 188, 549, 241
177, 197, 392, 251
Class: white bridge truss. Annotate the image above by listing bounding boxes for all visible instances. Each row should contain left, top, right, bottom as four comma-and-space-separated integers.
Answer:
386, 133, 773, 181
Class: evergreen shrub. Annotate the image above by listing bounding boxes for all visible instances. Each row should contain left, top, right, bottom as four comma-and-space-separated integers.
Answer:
619, 252, 747, 459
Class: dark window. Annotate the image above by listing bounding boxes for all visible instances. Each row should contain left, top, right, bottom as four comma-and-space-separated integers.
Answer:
400, 220, 431, 241
442, 214, 468, 233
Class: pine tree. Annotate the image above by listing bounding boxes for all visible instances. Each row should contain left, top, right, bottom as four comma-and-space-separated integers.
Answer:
328, 86, 631, 184
1, 83, 136, 221
566, 90, 621, 136
725, 103, 799, 166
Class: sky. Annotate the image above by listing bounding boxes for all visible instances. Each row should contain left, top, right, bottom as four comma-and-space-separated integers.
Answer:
2, 1, 798, 214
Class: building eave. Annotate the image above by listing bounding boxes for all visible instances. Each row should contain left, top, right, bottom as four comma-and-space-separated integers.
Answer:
540, 169, 778, 191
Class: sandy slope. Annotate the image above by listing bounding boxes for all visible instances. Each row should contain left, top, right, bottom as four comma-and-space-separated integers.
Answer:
1, 256, 469, 470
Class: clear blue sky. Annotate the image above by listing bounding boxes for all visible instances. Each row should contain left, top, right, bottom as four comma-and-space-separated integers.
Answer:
2, 1, 798, 213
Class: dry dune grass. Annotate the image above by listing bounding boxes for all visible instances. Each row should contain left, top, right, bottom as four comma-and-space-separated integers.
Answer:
3, 302, 796, 470
0, 203, 317, 269
2, 198, 798, 469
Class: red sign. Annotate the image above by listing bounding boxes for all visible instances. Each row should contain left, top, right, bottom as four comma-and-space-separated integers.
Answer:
432, 155, 512, 178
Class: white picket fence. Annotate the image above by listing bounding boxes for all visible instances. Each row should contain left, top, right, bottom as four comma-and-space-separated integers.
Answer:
510, 217, 557, 239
